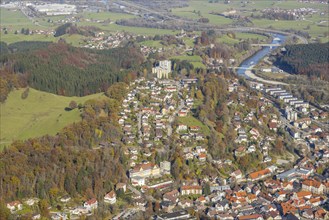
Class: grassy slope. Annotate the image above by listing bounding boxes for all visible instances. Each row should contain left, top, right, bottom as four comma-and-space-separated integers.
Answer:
178, 115, 210, 135
0, 88, 105, 148
171, 54, 206, 69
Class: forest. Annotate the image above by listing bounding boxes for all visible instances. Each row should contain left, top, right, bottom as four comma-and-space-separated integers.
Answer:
0, 41, 144, 99
274, 42, 329, 81
54, 23, 102, 37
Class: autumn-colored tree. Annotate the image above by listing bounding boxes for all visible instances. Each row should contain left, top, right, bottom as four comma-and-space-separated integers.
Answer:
274, 138, 284, 154
196, 90, 203, 100
69, 100, 78, 109
39, 199, 50, 218
106, 82, 128, 102
0, 199, 10, 220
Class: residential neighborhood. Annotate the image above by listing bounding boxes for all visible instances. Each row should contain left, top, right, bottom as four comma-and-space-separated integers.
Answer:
5, 67, 329, 219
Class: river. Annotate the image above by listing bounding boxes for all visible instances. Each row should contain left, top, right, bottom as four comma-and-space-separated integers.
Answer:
237, 34, 287, 78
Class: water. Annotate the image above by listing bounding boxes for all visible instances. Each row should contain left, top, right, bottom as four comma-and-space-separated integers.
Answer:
237, 34, 286, 77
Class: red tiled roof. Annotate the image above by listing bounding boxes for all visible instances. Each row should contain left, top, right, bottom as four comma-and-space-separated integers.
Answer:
105, 191, 116, 199
181, 185, 202, 190
85, 198, 97, 205
132, 163, 156, 172
281, 201, 297, 215
268, 122, 277, 128
303, 179, 322, 188
7, 201, 21, 207
249, 169, 271, 180
295, 191, 312, 199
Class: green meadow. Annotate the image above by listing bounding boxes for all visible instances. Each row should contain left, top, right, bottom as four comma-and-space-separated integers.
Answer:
0, 88, 106, 149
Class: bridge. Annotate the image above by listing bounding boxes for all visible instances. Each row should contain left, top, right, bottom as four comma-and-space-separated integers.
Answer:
228, 67, 258, 70
251, 44, 281, 47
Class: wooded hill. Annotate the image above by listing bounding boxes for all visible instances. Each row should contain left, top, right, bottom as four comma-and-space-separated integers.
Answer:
0, 83, 129, 205
0, 41, 144, 98
54, 23, 102, 37
274, 42, 329, 81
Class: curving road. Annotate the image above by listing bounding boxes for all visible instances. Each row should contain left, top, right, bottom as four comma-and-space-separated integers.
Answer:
244, 66, 288, 86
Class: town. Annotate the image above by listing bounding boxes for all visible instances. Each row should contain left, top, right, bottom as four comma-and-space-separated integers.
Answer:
1, 0, 329, 219
5, 59, 329, 219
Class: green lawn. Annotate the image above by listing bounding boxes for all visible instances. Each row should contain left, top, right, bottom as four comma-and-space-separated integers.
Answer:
171, 54, 206, 69
82, 12, 136, 21
216, 32, 269, 45
235, 32, 268, 41
216, 34, 240, 44
140, 40, 163, 48
183, 37, 196, 47
80, 23, 180, 36
173, 0, 328, 41
0, 88, 106, 149
178, 115, 210, 135
190, 61, 206, 69
171, 54, 202, 62
0, 32, 56, 44
0, 8, 38, 30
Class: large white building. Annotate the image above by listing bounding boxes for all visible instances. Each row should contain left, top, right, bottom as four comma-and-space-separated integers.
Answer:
160, 161, 171, 174
130, 162, 161, 179
285, 106, 298, 121
31, 3, 77, 15
152, 60, 171, 79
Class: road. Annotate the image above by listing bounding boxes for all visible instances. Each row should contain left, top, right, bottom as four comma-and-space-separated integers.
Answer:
250, 44, 281, 47
19, 5, 49, 29
137, 111, 142, 144
245, 66, 288, 86
167, 82, 185, 137
112, 208, 139, 220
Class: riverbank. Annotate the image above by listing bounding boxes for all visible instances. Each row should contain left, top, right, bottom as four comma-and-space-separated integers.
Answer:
245, 66, 288, 85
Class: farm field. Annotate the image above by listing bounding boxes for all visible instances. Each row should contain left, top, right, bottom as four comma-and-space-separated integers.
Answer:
3, 0, 325, 45
173, 0, 329, 41
0, 88, 106, 149
0, 8, 38, 30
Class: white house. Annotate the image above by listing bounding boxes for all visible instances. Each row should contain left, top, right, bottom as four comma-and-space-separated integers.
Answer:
7, 201, 22, 213
177, 124, 188, 132
104, 191, 116, 204
84, 198, 98, 210
60, 195, 71, 203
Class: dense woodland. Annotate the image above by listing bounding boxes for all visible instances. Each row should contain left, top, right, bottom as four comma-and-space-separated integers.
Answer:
54, 23, 102, 37
0, 41, 144, 99
274, 42, 329, 81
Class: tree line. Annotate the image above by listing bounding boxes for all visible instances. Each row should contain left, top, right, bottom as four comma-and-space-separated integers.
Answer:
0, 41, 144, 100
274, 42, 329, 81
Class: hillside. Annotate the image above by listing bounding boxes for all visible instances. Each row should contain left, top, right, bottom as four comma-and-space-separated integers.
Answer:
0, 41, 144, 97
274, 42, 329, 81
0, 88, 106, 149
